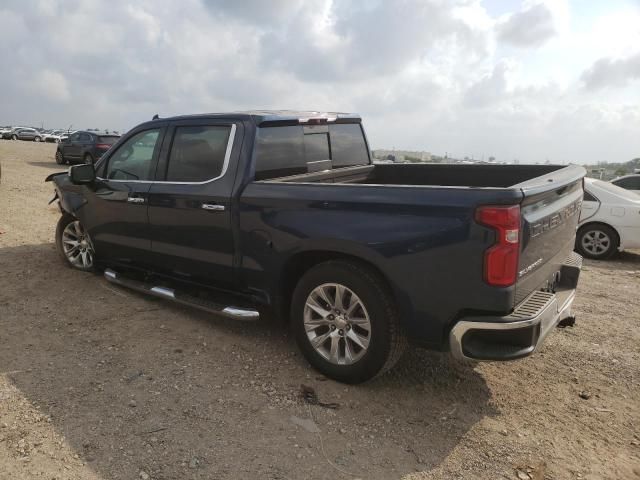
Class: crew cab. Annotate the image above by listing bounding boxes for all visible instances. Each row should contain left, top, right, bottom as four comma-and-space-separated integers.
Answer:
47, 111, 585, 383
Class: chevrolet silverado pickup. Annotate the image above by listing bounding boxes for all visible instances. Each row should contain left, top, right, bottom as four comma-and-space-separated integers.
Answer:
46, 111, 585, 383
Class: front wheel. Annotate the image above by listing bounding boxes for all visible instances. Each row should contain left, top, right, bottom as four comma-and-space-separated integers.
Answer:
291, 260, 406, 384
575, 224, 618, 260
84, 153, 94, 165
34, 136, 41, 142
55, 214, 96, 271
11, 134, 17, 140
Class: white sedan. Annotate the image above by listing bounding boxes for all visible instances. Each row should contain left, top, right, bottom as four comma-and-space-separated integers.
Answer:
576, 178, 640, 259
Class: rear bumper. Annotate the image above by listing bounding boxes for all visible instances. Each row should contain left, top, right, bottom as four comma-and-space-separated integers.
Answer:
449, 252, 582, 361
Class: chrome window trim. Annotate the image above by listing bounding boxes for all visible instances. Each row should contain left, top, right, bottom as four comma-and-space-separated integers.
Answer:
96, 123, 236, 185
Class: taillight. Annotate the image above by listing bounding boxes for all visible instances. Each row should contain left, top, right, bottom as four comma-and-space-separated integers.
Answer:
95, 143, 111, 149
476, 205, 521, 287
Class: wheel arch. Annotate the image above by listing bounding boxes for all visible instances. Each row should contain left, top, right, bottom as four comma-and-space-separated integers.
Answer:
277, 248, 405, 325
577, 221, 621, 249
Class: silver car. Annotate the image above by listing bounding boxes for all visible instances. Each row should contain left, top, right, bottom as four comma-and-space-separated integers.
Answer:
14, 128, 44, 142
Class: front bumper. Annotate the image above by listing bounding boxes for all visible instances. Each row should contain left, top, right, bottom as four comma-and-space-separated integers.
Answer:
450, 252, 582, 361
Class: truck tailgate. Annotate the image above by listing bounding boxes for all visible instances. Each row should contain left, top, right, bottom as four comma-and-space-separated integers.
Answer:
515, 165, 585, 304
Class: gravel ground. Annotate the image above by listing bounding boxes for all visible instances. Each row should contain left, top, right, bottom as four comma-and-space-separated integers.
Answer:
1, 141, 639, 480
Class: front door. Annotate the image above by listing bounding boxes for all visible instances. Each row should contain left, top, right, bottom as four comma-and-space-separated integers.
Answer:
75, 127, 165, 266
146, 120, 240, 288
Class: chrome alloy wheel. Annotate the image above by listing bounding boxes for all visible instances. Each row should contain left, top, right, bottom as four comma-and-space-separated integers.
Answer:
62, 220, 94, 268
303, 283, 372, 365
581, 230, 611, 256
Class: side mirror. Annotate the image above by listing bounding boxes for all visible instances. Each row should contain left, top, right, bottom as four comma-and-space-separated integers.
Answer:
69, 164, 96, 185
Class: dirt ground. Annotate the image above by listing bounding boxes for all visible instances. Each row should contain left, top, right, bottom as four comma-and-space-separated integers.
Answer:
0, 140, 638, 480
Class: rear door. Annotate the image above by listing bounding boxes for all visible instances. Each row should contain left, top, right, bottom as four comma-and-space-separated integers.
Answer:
146, 119, 241, 288
63, 133, 82, 161
514, 166, 585, 304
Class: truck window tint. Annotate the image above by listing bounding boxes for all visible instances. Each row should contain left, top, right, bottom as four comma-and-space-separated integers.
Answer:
303, 133, 330, 162
583, 191, 597, 202
105, 129, 160, 181
329, 124, 370, 167
166, 126, 231, 182
255, 126, 305, 180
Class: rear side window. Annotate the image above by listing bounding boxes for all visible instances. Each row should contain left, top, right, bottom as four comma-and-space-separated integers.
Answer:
166, 125, 231, 182
583, 191, 598, 202
98, 136, 119, 145
329, 124, 370, 167
255, 123, 369, 180
255, 126, 305, 180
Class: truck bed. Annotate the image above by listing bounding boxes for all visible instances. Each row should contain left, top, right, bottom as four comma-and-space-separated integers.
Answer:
267, 163, 565, 188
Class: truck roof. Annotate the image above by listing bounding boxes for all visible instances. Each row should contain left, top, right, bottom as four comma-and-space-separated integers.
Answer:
152, 110, 361, 126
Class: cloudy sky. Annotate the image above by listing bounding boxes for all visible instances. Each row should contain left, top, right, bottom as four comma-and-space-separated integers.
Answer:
1, 0, 639, 164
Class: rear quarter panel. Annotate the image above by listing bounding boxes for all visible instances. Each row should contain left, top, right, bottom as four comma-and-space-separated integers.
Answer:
238, 182, 522, 347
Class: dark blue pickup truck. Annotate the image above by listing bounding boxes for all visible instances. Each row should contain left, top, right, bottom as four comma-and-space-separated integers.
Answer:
47, 111, 585, 383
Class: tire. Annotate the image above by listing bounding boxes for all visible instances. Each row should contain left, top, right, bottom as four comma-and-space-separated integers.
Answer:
84, 153, 94, 165
55, 214, 96, 272
575, 224, 618, 260
55, 151, 66, 165
34, 136, 41, 142
291, 260, 407, 384
12, 134, 17, 140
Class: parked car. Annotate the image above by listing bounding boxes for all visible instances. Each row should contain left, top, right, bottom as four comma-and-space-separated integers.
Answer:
611, 174, 640, 195
2, 127, 28, 140
14, 128, 44, 141
47, 111, 585, 383
0, 126, 12, 138
55, 130, 120, 165
44, 130, 68, 143
575, 178, 640, 259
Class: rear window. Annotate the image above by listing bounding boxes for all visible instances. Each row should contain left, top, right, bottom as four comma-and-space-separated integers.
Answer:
98, 136, 119, 145
329, 123, 370, 167
255, 123, 369, 180
165, 125, 231, 182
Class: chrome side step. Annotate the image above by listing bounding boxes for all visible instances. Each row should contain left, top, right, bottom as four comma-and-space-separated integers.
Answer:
104, 269, 259, 321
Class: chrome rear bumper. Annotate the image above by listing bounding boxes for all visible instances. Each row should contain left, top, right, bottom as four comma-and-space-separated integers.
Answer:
449, 252, 582, 361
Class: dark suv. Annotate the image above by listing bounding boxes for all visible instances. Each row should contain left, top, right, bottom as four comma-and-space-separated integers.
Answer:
55, 131, 120, 165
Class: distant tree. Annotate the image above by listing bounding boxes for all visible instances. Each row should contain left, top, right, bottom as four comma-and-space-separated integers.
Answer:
488, 156, 495, 162
615, 168, 628, 177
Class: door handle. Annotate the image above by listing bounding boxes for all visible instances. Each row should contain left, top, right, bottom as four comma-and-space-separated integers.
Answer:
127, 197, 145, 204
202, 203, 225, 211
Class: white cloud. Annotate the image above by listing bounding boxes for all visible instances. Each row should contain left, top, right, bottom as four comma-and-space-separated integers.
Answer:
32, 70, 71, 102
581, 52, 640, 90
0, 0, 637, 164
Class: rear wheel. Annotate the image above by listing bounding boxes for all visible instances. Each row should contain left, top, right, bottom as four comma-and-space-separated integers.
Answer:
55, 151, 66, 165
11, 134, 17, 140
84, 153, 94, 165
576, 224, 618, 260
55, 214, 96, 271
291, 260, 406, 384
34, 136, 41, 142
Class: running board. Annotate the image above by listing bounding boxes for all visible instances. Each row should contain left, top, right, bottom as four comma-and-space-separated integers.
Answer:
104, 269, 259, 321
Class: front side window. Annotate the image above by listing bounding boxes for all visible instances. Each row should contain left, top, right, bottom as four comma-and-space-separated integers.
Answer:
165, 125, 231, 182
105, 129, 160, 181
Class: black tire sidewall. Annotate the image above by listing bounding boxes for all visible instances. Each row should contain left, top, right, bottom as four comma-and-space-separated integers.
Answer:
576, 224, 617, 259
55, 151, 65, 165
291, 261, 395, 384
84, 154, 93, 165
